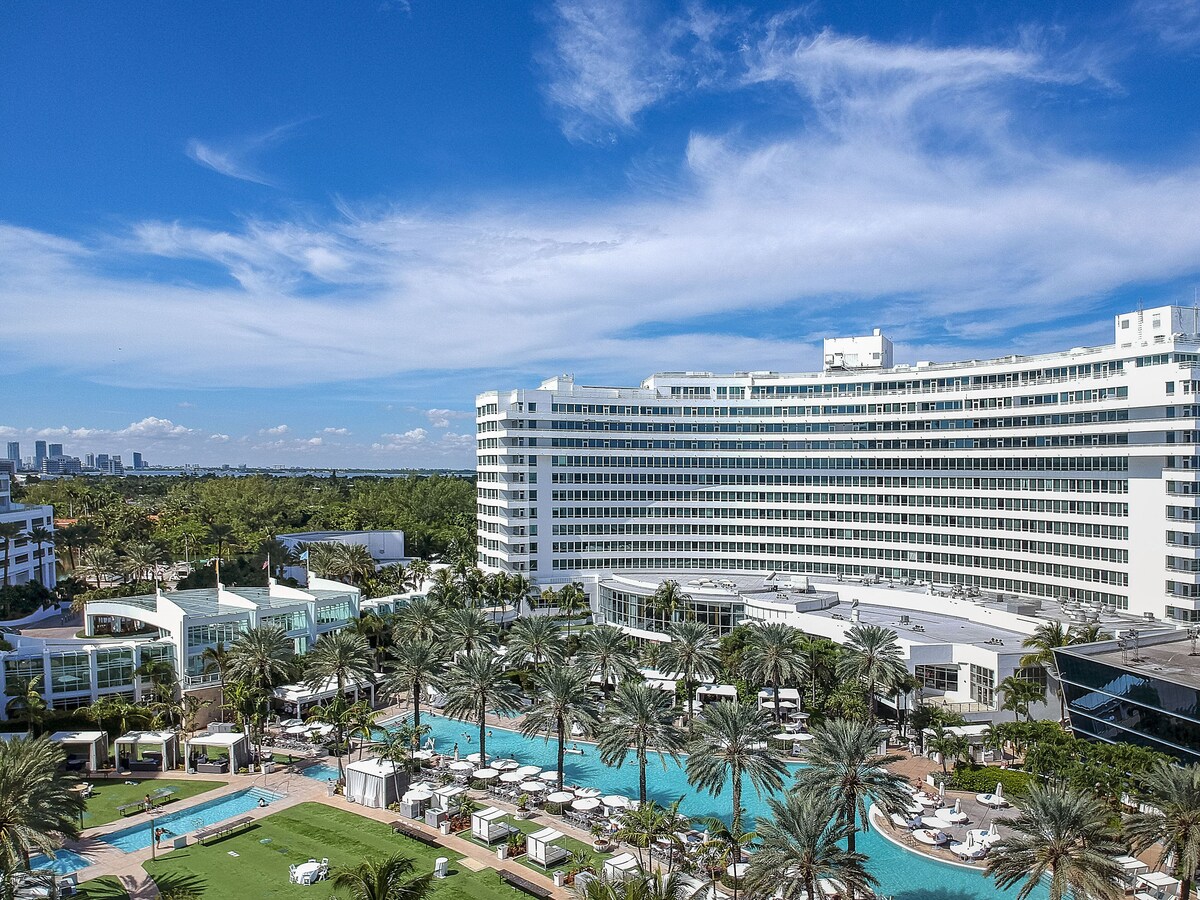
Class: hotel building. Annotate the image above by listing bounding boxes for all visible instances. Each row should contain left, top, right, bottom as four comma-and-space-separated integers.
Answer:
0, 470, 56, 588
476, 305, 1200, 625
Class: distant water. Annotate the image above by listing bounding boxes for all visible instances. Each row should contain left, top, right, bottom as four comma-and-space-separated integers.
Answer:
133, 468, 471, 478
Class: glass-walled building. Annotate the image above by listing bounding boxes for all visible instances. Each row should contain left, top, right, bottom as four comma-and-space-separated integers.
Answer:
1055, 631, 1200, 764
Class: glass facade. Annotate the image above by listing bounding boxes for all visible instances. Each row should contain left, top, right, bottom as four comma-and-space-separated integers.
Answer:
316, 601, 351, 625
95, 648, 134, 690
49, 651, 91, 695
1057, 651, 1200, 764
186, 619, 247, 650
598, 586, 740, 636
915, 664, 959, 693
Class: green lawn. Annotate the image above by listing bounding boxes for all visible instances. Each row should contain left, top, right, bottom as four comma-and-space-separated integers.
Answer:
142, 802, 534, 900
74, 876, 130, 899
463, 812, 611, 875
83, 779, 226, 826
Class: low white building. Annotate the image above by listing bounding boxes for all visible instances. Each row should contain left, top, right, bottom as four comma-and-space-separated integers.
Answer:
0, 471, 55, 589
277, 530, 407, 584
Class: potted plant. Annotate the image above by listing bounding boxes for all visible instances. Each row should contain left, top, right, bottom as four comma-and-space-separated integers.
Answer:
590, 822, 611, 853
564, 849, 593, 885
514, 793, 531, 820
506, 832, 527, 858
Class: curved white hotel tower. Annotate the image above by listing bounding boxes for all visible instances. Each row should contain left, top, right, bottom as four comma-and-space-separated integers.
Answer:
477, 305, 1200, 625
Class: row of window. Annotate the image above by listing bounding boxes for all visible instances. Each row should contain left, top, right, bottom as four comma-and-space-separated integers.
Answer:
547, 434, 1129, 451
547, 412, 1130, 433
550, 473, 1129, 493
547, 454, 1128, 472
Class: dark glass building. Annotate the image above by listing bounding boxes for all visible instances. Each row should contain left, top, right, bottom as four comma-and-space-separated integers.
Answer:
1054, 631, 1200, 764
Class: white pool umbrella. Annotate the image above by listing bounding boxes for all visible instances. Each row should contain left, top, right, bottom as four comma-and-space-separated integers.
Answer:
520, 780, 547, 793
954, 798, 962, 814
448, 761, 473, 772
500, 772, 524, 783
601, 795, 630, 809
572, 797, 601, 811
995, 782, 1004, 799
474, 767, 500, 779
516, 765, 542, 778
493, 759, 519, 771
539, 770, 561, 782
466, 752, 484, 763
575, 787, 601, 799
546, 791, 575, 804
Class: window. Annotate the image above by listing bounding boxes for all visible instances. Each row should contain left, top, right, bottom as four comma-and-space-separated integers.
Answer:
50, 652, 91, 694
969, 664, 996, 707
95, 649, 135, 690
914, 664, 958, 692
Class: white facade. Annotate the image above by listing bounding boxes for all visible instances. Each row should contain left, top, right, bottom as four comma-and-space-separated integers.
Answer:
477, 305, 1200, 625
277, 530, 407, 584
0, 472, 56, 589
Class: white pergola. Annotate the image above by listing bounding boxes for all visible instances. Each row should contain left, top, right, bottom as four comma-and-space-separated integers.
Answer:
115, 730, 178, 772
345, 757, 407, 809
271, 675, 376, 719
50, 730, 109, 771
185, 731, 251, 774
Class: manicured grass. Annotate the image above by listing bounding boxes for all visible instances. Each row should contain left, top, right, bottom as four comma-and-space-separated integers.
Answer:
463, 812, 611, 875
75, 876, 130, 899
142, 802, 534, 900
83, 779, 226, 826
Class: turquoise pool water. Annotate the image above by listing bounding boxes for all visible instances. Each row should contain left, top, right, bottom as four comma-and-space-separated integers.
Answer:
401, 713, 1044, 900
100, 787, 282, 852
297, 763, 341, 782
29, 848, 90, 875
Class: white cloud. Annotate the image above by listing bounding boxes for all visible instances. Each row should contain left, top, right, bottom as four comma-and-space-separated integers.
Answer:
209, 433, 230, 442
259, 425, 290, 435
118, 416, 195, 438
1134, 0, 1200, 49
423, 409, 472, 428
304, 437, 323, 446
321, 427, 351, 435
184, 120, 312, 186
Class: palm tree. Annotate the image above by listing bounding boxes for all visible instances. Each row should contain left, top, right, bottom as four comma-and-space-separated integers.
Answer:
200, 642, 230, 720
998, 675, 1047, 722
573, 871, 695, 900
304, 630, 376, 781
406, 558, 431, 588
379, 721, 429, 802
353, 611, 395, 670
392, 597, 445, 644
799, 634, 840, 710
597, 680, 684, 805
838, 623, 906, 720
795, 718, 910, 853
1067, 623, 1113, 645
347, 700, 382, 760
576, 626, 638, 696
1020, 620, 1071, 721
385, 637, 445, 732
135, 656, 178, 704
656, 620, 720, 738
4, 677, 47, 736
745, 789, 878, 900
305, 542, 342, 581
0, 736, 85, 895
520, 666, 598, 791
686, 700, 787, 836
742, 623, 808, 725
207, 524, 237, 578
0, 523, 23, 589
329, 852, 433, 900
443, 606, 498, 653
506, 616, 565, 670
226, 625, 296, 763
26, 526, 53, 588
425, 567, 462, 608
612, 800, 674, 873
556, 582, 589, 636
122, 541, 165, 584
441, 649, 523, 761
986, 785, 1124, 900
649, 580, 690, 627
80, 546, 120, 590
692, 813, 756, 893
1126, 761, 1200, 900
925, 726, 969, 775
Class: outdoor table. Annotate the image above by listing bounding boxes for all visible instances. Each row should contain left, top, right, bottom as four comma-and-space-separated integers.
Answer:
293, 862, 324, 884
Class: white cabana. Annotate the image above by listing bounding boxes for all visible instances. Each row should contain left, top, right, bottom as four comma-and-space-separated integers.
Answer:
271, 674, 376, 719
51, 730, 109, 771
433, 784, 466, 810
757, 687, 801, 711
527, 827, 568, 868
1112, 856, 1150, 891
471, 806, 511, 845
603, 853, 640, 882
345, 757, 408, 809
185, 731, 250, 774
115, 730, 178, 772
695, 684, 738, 706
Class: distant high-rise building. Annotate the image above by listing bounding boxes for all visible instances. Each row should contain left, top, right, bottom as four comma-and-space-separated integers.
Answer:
95, 454, 124, 475
47, 443, 63, 459
84, 453, 95, 468
132, 452, 144, 470
34, 441, 47, 470
42, 456, 82, 475
4, 442, 18, 464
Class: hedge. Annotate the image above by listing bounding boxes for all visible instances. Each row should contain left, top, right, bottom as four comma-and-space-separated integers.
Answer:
948, 765, 1033, 798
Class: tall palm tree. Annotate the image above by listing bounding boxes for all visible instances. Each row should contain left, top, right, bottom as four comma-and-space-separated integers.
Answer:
1067, 623, 1113, 645
443, 606, 498, 653
329, 852, 433, 900
207, 524, 237, 579
26, 526, 52, 588
925, 726, 969, 775
794, 718, 910, 853
80, 546, 121, 590
597, 680, 684, 805
1020, 620, 1071, 721
0, 736, 85, 896
745, 789, 878, 900
441, 649, 523, 760
1126, 761, 1200, 900
799, 634, 840, 710
742, 623, 808, 725
506, 616, 565, 670
520, 665, 598, 791
426, 567, 463, 608
576, 626, 638, 696
335, 543, 378, 587
122, 541, 165, 584
226, 625, 296, 763
200, 642, 230, 720
304, 630, 376, 781
838, 623, 906, 720
612, 800, 676, 873
998, 675, 1047, 722
353, 611, 395, 670
0, 523, 23, 589
986, 785, 1124, 900
555, 582, 589, 636
655, 620, 720, 738
692, 813, 757, 893
406, 558, 431, 588
346, 700, 382, 760
686, 700, 787, 836
385, 637, 446, 732
134, 656, 178, 704
305, 542, 342, 581
649, 580, 690, 627
392, 597, 445, 644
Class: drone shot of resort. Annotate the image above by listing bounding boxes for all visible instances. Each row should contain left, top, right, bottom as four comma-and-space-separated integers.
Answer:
2, 1, 1200, 899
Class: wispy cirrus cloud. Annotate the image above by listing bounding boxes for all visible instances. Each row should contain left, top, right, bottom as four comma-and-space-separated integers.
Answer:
185, 119, 314, 186
1133, 0, 1200, 49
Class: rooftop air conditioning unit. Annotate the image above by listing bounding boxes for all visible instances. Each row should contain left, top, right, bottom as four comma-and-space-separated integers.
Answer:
899, 615, 910, 625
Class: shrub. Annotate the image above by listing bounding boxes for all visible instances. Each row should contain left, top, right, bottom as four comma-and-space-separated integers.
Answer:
948, 765, 1032, 798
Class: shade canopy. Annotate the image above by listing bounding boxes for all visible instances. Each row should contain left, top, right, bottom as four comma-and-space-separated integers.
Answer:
546, 791, 575, 804
500, 772, 524, 783
539, 770, 561, 782
574, 787, 601, 799
492, 759, 519, 770
448, 761, 474, 772
474, 767, 500, 779
601, 795, 629, 809
515, 765, 542, 777
520, 780, 547, 792
572, 797, 601, 811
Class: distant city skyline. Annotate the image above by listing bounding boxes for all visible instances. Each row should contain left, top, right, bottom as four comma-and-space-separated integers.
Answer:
3, 1, 1200, 468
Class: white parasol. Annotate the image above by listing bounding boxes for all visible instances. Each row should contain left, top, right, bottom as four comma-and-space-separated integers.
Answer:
474, 768, 500, 780
572, 797, 601, 811
539, 770, 562, 782
499, 772, 524, 783
520, 780, 547, 793
448, 761, 474, 772
601, 795, 630, 810
546, 791, 575, 804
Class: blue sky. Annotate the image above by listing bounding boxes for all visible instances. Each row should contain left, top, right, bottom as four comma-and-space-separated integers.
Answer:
3, 0, 1200, 468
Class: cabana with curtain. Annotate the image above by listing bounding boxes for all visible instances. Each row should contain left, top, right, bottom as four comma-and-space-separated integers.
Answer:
51, 730, 109, 772
115, 730, 178, 772
345, 757, 408, 809
185, 731, 251, 774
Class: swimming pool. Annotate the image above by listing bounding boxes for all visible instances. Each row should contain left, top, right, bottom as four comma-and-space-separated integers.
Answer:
297, 763, 341, 782
29, 848, 90, 876
397, 714, 1047, 900
100, 787, 282, 853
